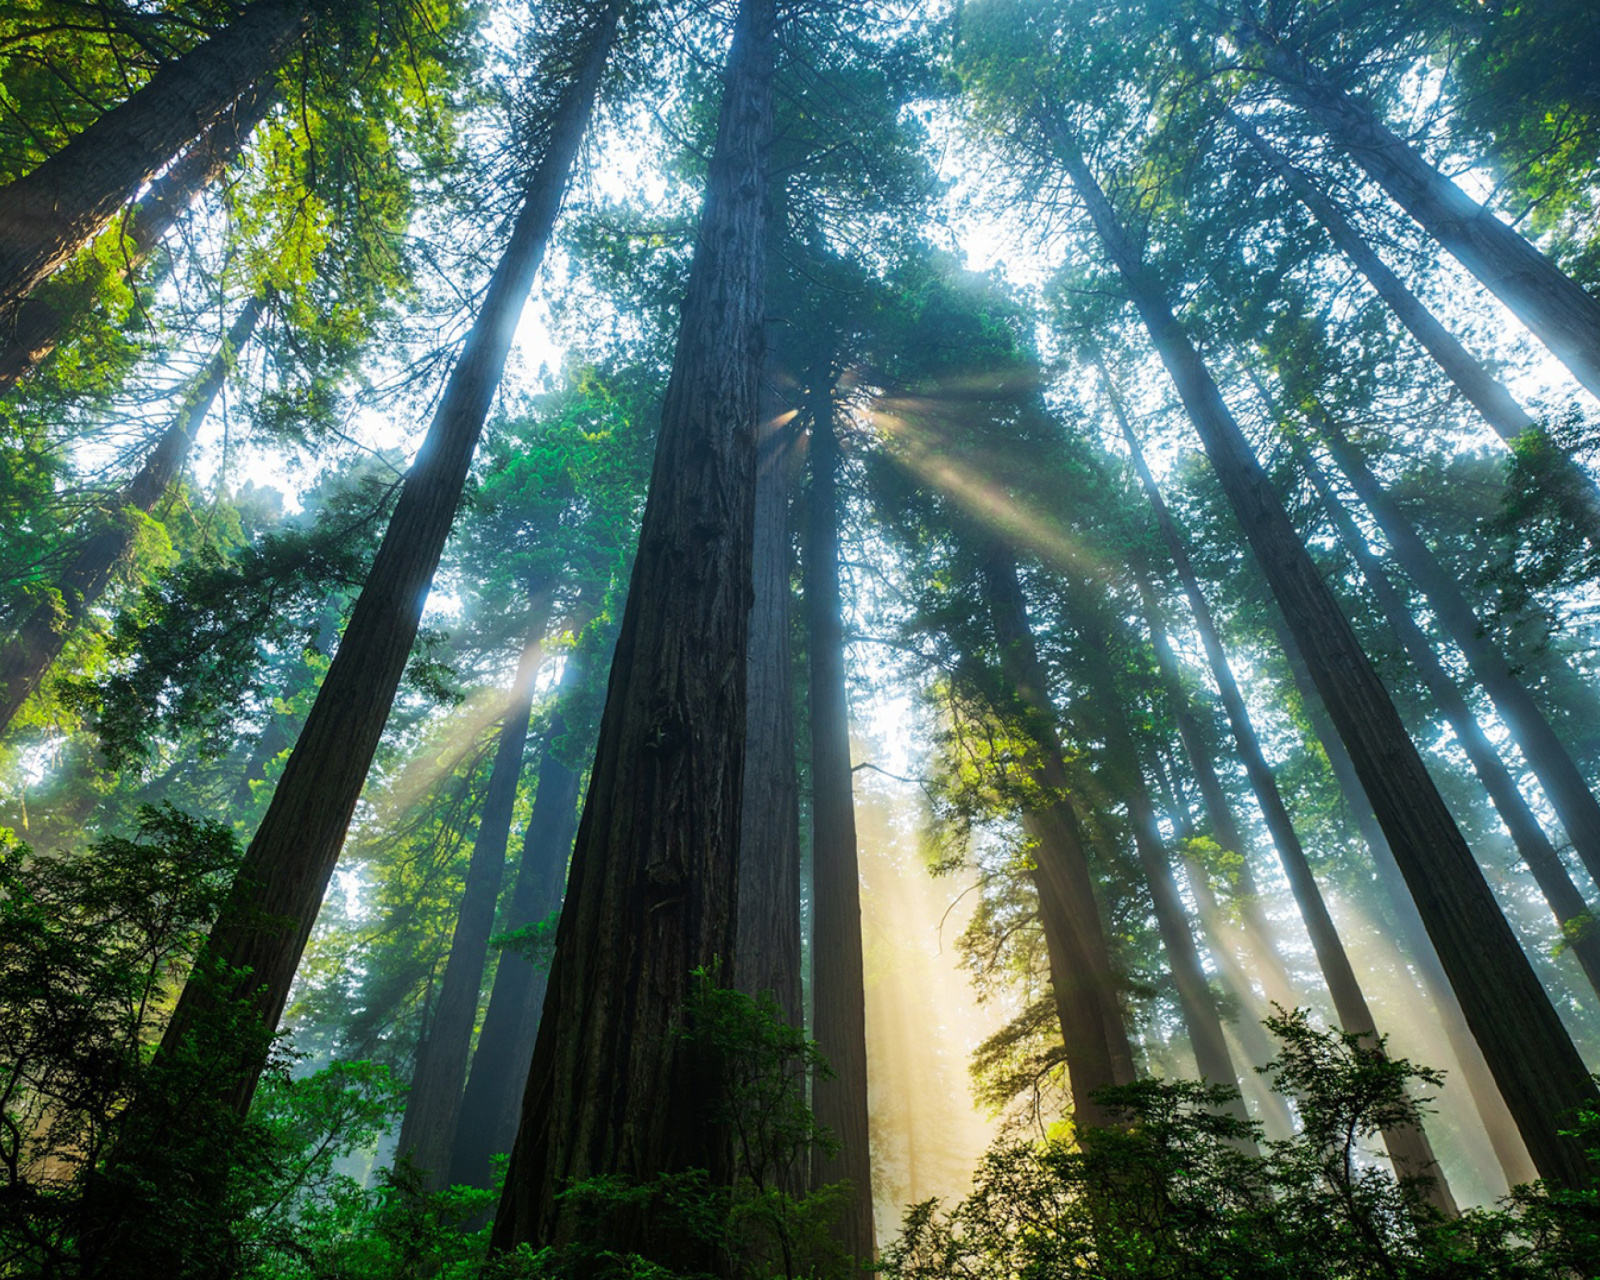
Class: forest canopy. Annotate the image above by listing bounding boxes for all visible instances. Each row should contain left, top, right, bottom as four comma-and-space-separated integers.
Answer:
2, 0, 1600, 1276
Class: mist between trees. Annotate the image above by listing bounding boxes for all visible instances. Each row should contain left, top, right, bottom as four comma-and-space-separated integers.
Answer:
3, 0, 1600, 1276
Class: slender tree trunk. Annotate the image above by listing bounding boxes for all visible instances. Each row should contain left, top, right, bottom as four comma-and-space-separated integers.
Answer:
806, 376, 877, 1258
490, 0, 775, 1259
1320, 418, 1600, 889
1267, 607, 1540, 1188
0, 295, 263, 734
736, 365, 803, 1026
980, 543, 1133, 1126
0, 0, 307, 327
1056, 130, 1598, 1187
0, 80, 275, 392
395, 620, 549, 1188
1237, 23, 1600, 402
1299, 444, 1600, 995
229, 605, 339, 813
150, 4, 622, 1128
447, 636, 590, 1191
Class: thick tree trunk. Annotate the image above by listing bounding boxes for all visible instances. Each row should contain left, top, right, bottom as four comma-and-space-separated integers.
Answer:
489, 0, 774, 1260
154, 2, 622, 1118
1321, 419, 1600, 889
980, 543, 1133, 1126
0, 80, 275, 392
447, 640, 590, 1191
735, 368, 803, 1026
1057, 132, 1598, 1188
1267, 608, 1540, 1188
0, 295, 263, 734
805, 378, 876, 1258
1238, 24, 1600, 402
0, 0, 306, 328
395, 621, 548, 1189
1301, 446, 1600, 995
1111, 383, 1457, 1206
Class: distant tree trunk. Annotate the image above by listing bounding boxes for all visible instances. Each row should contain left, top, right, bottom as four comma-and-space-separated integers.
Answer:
395, 619, 549, 1189
0, 0, 307, 328
1056, 130, 1598, 1188
152, 2, 623, 1122
0, 80, 276, 392
980, 542, 1133, 1125
1299, 444, 1600, 995
805, 376, 877, 1258
1237, 24, 1600, 402
1320, 418, 1600, 889
0, 295, 263, 735
736, 364, 802, 1026
1266, 606, 1540, 1189
489, 0, 775, 1260
229, 604, 339, 813
447, 634, 591, 1191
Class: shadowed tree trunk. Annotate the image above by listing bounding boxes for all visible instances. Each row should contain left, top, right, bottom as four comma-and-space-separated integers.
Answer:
980, 542, 1133, 1126
0, 80, 276, 392
395, 616, 550, 1188
1236, 22, 1600, 402
229, 604, 339, 812
0, 295, 264, 735
1056, 129, 1598, 1188
806, 375, 876, 1259
0, 0, 307, 327
489, 0, 775, 1260
736, 362, 803, 1026
1319, 417, 1600, 890
153, 0, 625, 1119
447, 633, 591, 1192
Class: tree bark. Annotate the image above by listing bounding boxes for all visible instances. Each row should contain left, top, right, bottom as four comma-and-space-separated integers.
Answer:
1300, 443, 1600, 996
805, 377, 876, 1258
489, 0, 775, 1259
154, 1, 622, 1118
980, 542, 1133, 1127
1237, 23, 1600, 402
0, 295, 264, 734
1321, 418, 1600, 890
1056, 130, 1598, 1188
447, 637, 590, 1192
735, 366, 803, 1027
0, 0, 307, 328
0, 80, 276, 392
395, 619, 549, 1189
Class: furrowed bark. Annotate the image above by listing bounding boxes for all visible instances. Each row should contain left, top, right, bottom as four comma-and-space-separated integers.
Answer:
396, 619, 550, 1189
0, 0, 307, 327
0, 295, 264, 735
1056, 130, 1597, 1188
1237, 22, 1600, 403
156, 1, 623, 1116
490, 0, 775, 1259
806, 378, 876, 1258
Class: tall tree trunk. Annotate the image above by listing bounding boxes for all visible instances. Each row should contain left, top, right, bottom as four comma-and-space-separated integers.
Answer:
229, 604, 339, 812
1056, 130, 1598, 1188
0, 0, 307, 328
0, 81, 276, 392
0, 295, 263, 734
447, 636, 591, 1192
806, 377, 876, 1258
1299, 443, 1600, 995
1109, 375, 1458, 1206
980, 542, 1133, 1126
490, 0, 775, 1259
395, 619, 549, 1189
1228, 113, 1600, 550
1266, 607, 1540, 1188
736, 366, 802, 1026
153, 1, 623, 1120
1320, 418, 1600, 889
1236, 22, 1600, 402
